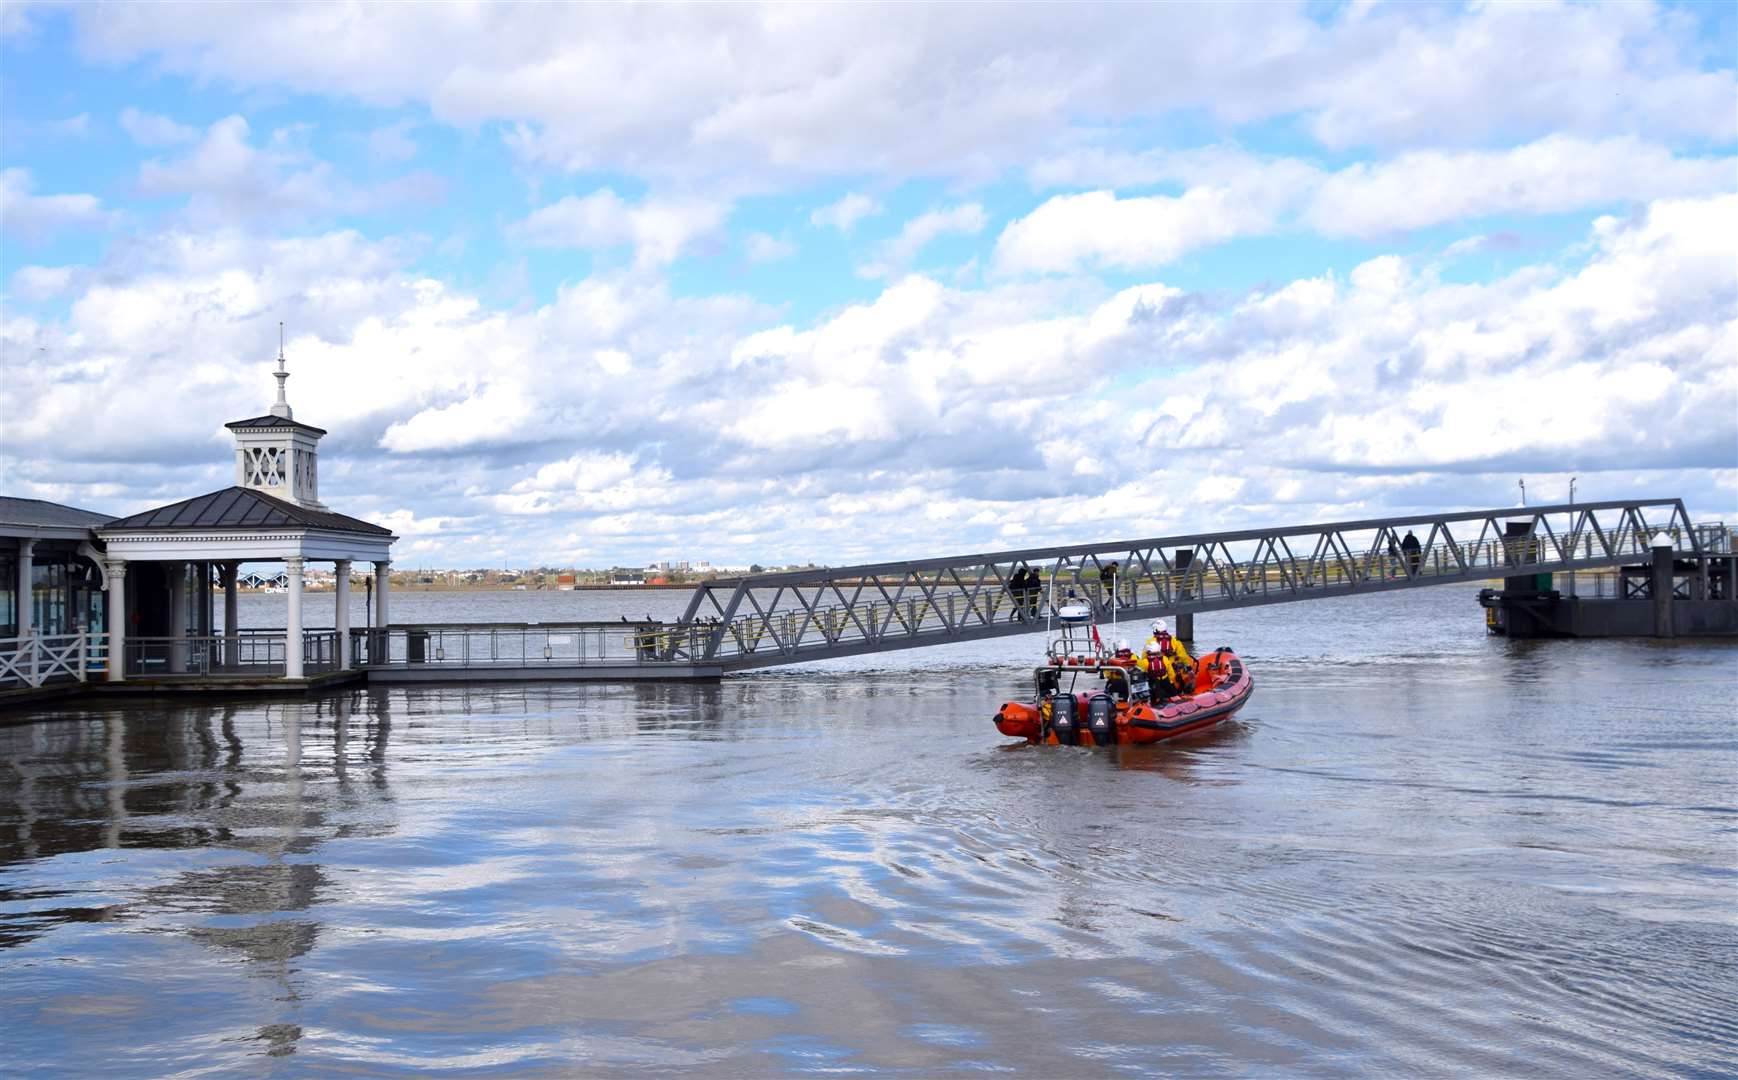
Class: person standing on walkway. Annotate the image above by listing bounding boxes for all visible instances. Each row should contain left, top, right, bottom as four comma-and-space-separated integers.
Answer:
1401, 530, 1422, 577
1007, 567, 1028, 621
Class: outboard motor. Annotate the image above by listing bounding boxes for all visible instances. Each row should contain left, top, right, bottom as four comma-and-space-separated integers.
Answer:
1086, 693, 1117, 746
1050, 693, 1081, 746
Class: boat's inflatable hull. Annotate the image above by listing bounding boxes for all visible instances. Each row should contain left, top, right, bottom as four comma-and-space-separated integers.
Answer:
994, 649, 1253, 746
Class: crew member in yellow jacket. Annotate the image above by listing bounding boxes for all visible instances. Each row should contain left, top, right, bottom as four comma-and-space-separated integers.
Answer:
1138, 619, 1194, 702
1144, 619, 1193, 667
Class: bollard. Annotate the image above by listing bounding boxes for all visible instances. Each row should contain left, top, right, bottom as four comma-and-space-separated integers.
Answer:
1650, 533, 1675, 639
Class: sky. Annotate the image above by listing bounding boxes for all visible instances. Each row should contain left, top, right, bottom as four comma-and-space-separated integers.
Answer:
1, 1, 1734, 570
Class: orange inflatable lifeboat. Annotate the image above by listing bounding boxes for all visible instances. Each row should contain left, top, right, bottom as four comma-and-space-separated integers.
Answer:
993, 647, 1253, 746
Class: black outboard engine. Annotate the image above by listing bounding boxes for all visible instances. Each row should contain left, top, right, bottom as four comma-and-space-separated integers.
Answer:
1050, 693, 1081, 745
1086, 693, 1116, 746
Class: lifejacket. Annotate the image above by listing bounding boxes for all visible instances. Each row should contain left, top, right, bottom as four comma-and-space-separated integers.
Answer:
1136, 650, 1177, 683
1147, 631, 1194, 670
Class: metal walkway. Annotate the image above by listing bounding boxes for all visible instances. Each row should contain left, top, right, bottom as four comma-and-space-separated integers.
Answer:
669, 498, 1724, 671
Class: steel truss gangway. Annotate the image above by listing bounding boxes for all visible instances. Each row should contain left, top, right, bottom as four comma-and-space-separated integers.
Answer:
667, 499, 1725, 671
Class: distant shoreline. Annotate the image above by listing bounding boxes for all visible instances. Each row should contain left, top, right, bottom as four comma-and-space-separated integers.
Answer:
245, 583, 701, 594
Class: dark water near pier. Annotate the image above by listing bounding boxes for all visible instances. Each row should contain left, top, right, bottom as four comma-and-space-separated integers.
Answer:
2, 587, 1735, 1077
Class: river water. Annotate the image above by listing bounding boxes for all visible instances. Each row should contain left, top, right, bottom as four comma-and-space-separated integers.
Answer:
2, 586, 1734, 1077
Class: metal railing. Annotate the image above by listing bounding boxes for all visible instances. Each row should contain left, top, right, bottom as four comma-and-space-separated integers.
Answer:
671, 499, 1718, 668
120, 631, 341, 678
0, 632, 109, 688
351, 623, 667, 668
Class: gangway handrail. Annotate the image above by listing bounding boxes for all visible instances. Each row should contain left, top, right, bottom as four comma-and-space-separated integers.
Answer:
672, 498, 1712, 668
689, 499, 1688, 590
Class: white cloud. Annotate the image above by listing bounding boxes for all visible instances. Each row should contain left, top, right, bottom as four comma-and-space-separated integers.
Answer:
380, 381, 535, 454
993, 188, 1277, 275
1014, 136, 1736, 264
4, 195, 1730, 567
7, 265, 82, 300
862, 203, 986, 277
1307, 136, 1736, 237
810, 192, 882, 232
0, 167, 114, 240
136, 114, 442, 225
57, 2, 1733, 182
1297, 1, 1734, 148
745, 232, 796, 263
593, 348, 632, 375
511, 189, 729, 267
119, 106, 197, 147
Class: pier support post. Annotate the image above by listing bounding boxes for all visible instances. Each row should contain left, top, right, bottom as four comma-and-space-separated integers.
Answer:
1650, 534, 1675, 639
334, 560, 352, 670
1172, 549, 1196, 642
105, 559, 126, 681
285, 556, 305, 678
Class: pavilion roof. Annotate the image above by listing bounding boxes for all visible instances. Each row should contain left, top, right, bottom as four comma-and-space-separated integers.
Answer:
101, 487, 392, 536
223, 414, 328, 435
0, 496, 114, 530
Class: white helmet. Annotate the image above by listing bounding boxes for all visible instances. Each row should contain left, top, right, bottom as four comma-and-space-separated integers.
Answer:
1151, 619, 1168, 635
1116, 638, 1131, 652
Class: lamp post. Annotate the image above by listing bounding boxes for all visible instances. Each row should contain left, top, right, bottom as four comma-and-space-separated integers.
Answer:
1518, 478, 1526, 507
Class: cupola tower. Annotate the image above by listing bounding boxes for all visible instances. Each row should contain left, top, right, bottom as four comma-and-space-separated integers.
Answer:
224, 327, 328, 509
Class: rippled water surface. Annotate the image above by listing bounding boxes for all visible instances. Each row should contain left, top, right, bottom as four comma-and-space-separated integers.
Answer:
3, 587, 1735, 1076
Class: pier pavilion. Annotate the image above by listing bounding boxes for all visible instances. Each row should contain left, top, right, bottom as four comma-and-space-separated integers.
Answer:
2, 346, 396, 693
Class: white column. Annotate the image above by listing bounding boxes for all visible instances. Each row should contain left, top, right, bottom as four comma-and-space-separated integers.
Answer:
223, 562, 239, 667
105, 559, 127, 682
285, 556, 305, 679
334, 559, 352, 669
17, 540, 34, 638
374, 560, 391, 627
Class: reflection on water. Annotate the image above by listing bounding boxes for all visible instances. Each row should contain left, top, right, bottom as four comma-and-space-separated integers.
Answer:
2, 589, 1736, 1077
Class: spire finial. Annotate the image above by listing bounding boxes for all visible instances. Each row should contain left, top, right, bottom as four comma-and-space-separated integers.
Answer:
270, 321, 293, 419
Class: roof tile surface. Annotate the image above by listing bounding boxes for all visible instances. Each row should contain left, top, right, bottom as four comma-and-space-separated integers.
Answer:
0, 496, 115, 529
102, 487, 392, 535
223, 415, 328, 435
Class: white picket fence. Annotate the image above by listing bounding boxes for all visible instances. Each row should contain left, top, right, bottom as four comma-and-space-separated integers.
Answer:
0, 632, 108, 689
